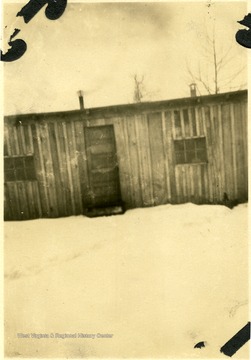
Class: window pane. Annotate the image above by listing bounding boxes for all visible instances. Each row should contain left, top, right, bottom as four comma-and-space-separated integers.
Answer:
174, 140, 184, 152
25, 167, 36, 180
5, 169, 15, 182
185, 139, 194, 150
5, 158, 14, 169
186, 150, 197, 163
175, 152, 186, 164
14, 157, 24, 168
195, 137, 206, 149
24, 156, 34, 168
196, 149, 207, 162
15, 168, 26, 180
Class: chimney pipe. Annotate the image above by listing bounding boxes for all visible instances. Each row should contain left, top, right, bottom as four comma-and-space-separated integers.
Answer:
77, 90, 84, 110
189, 83, 197, 97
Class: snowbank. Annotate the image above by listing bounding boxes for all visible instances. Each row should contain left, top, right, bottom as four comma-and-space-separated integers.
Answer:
4, 203, 249, 358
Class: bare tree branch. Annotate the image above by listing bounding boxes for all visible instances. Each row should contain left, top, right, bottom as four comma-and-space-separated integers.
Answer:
133, 74, 144, 103
186, 25, 246, 95
219, 65, 246, 87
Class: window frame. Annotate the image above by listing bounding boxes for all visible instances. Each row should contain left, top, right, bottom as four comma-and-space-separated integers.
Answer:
174, 137, 208, 165
4, 155, 37, 182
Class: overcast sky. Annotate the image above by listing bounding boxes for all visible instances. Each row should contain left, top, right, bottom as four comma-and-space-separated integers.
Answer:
3, 1, 247, 115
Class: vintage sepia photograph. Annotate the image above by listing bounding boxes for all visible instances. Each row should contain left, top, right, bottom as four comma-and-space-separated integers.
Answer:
2, 0, 249, 358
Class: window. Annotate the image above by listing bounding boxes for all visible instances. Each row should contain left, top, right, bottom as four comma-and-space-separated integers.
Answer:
4, 156, 36, 181
174, 137, 207, 164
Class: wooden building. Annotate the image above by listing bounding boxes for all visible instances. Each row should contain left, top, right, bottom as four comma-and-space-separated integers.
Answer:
4, 90, 248, 220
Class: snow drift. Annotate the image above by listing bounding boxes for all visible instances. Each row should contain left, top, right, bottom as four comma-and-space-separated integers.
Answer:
4, 203, 249, 358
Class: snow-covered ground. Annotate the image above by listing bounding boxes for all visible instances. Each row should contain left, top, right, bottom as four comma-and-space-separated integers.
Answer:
4, 203, 249, 359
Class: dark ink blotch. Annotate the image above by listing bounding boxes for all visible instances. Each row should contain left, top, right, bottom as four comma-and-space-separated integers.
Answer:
220, 322, 250, 357
238, 13, 251, 27
17, 0, 67, 23
45, 0, 67, 20
1, 29, 27, 62
10, 28, 21, 40
194, 341, 206, 349
236, 13, 251, 49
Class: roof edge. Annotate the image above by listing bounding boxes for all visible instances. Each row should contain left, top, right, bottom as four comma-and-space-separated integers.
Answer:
4, 89, 247, 120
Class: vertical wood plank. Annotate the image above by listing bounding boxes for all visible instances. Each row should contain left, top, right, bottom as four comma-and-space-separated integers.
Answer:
16, 182, 28, 219
221, 104, 234, 199
190, 107, 197, 137
207, 105, 216, 202
65, 121, 82, 215
241, 101, 248, 197
203, 164, 209, 201
185, 165, 191, 201
24, 182, 33, 218
55, 121, 71, 215
230, 103, 238, 198
48, 122, 67, 217
203, 105, 214, 202
23, 125, 33, 154
200, 165, 205, 201
32, 181, 42, 218
197, 107, 204, 137
218, 104, 224, 202
121, 117, 134, 208
31, 123, 50, 216
62, 122, 75, 214
180, 109, 185, 138
4, 124, 12, 156
4, 184, 12, 220
71, 120, 84, 214
212, 105, 221, 202
195, 107, 200, 137
165, 111, 177, 202
13, 126, 21, 154
74, 121, 90, 210
8, 183, 21, 220
233, 102, 247, 201
148, 112, 168, 205
192, 166, 198, 202
188, 165, 194, 199
181, 166, 187, 201
174, 166, 181, 203
173, 110, 182, 138
28, 125, 34, 153
161, 112, 171, 201
7, 125, 17, 155
182, 109, 190, 137
42, 122, 59, 217
17, 125, 27, 154
135, 114, 153, 206
110, 117, 133, 208
126, 116, 143, 207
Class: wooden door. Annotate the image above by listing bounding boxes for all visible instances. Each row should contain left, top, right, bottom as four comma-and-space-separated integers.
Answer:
84, 125, 121, 208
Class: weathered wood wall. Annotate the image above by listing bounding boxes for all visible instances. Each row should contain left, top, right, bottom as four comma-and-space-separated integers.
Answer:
4, 91, 248, 220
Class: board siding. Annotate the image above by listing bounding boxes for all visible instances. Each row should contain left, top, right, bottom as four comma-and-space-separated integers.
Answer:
148, 112, 168, 206
4, 93, 248, 220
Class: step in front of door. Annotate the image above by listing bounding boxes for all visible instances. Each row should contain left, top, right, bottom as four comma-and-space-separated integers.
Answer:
84, 204, 125, 218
